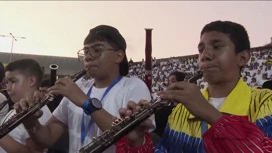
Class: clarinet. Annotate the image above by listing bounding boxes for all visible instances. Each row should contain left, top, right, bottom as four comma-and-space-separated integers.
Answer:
78, 71, 203, 153
0, 70, 87, 139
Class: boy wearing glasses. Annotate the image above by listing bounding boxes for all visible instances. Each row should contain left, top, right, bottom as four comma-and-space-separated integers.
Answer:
15, 25, 154, 153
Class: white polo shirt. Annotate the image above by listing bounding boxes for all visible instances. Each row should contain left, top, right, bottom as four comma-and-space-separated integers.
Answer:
53, 76, 154, 153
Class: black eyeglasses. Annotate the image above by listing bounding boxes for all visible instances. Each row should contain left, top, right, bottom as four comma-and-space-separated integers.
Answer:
77, 45, 117, 61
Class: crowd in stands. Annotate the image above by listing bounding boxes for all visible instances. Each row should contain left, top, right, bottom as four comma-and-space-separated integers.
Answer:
128, 49, 272, 95
1, 49, 271, 95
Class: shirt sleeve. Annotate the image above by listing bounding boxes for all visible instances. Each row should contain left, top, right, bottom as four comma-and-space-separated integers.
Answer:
52, 98, 69, 125
116, 132, 154, 153
125, 79, 151, 103
39, 105, 52, 125
202, 115, 272, 153
124, 78, 156, 131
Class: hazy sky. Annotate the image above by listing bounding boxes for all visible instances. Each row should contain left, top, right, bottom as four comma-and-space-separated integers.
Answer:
0, 1, 272, 61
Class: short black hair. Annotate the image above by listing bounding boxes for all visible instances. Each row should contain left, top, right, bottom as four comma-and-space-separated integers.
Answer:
201, 20, 250, 54
5, 59, 43, 88
262, 80, 272, 90
169, 71, 187, 82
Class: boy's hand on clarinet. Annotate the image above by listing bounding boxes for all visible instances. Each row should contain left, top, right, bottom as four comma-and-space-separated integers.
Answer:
14, 90, 44, 127
158, 82, 222, 124
47, 77, 88, 107
118, 100, 154, 148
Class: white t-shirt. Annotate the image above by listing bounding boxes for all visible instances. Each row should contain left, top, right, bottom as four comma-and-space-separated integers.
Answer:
209, 97, 226, 110
53, 76, 154, 153
249, 70, 257, 77
258, 59, 265, 66
267, 69, 272, 78
0, 93, 8, 122
0, 106, 52, 153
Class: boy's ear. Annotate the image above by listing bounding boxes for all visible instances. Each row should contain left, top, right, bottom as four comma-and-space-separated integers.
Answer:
28, 76, 37, 87
237, 50, 250, 67
115, 50, 125, 64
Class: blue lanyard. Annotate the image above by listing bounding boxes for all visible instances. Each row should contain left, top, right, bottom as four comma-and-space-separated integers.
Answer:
81, 75, 122, 145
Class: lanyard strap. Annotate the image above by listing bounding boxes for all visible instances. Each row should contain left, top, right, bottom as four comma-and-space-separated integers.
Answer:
81, 75, 122, 145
